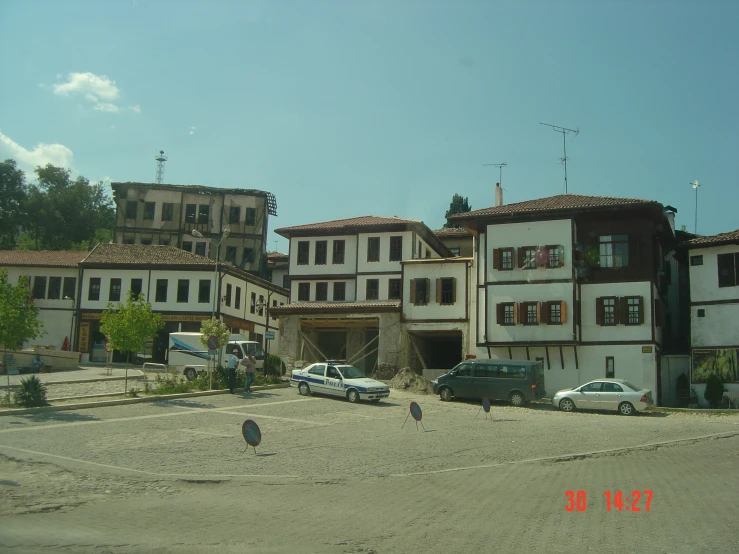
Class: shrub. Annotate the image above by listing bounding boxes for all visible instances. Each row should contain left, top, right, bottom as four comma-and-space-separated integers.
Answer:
264, 354, 282, 377
13, 375, 48, 408
704, 374, 726, 408
149, 373, 194, 395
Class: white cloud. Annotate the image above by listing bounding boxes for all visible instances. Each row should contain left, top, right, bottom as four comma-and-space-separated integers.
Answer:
51, 72, 139, 115
188, 126, 196, 135
0, 130, 75, 178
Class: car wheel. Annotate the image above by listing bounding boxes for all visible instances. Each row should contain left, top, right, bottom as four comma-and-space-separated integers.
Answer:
618, 401, 635, 416
559, 398, 575, 412
439, 387, 453, 402
346, 389, 360, 403
184, 368, 197, 381
509, 391, 525, 407
298, 382, 311, 396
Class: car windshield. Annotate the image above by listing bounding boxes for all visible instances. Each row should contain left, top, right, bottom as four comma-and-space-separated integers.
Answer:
338, 366, 365, 379
621, 380, 641, 391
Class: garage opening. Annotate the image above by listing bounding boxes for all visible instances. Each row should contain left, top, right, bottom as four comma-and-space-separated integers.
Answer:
298, 318, 380, 373
408, 330, 463, 374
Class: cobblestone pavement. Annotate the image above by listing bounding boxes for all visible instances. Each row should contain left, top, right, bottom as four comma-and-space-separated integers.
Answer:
0, 388, 737, 553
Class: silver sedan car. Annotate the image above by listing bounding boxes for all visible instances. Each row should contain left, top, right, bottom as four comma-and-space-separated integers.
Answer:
552, 378, 653, 416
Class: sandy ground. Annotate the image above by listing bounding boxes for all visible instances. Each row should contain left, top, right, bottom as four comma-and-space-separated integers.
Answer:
1, 388, 738, 553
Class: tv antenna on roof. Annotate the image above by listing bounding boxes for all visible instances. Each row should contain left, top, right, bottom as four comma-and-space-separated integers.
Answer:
155, 150, 167, 184
540, 122, 579, 194
483, 162, 507, 189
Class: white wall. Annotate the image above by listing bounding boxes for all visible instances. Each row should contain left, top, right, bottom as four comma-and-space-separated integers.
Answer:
290, 235, 358, 275
486, 219, 572, 283
356, 231, 413, 273
356, 274, 403, 302
402, 261, 468, 320
689, 244, 739, 302
290, 279, 357, 302
485, 283, 574, 342
580, 281, 654, 343
691, 303, 739, 347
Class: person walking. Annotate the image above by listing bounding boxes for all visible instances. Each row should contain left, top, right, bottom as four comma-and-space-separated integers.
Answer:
243, 352, 256, 393
225, 352, 239, 393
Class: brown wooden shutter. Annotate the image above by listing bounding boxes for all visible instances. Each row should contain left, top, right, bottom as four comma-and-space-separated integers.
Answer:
451, 278, 456, 304
410, 279, 416, 305
560, 301, 567, 324
637, 296, 645, 324
518, 302, 526, 324
558, 245, 565, 267
536, 302, 541, 323
492, 248, 500, 270
436, 279, 442, 304
540, 301, 550, 324
496, 303, 504, 324
517, 247, 525, 268
628, 234, 640, 267
424, 279, 430, 304
513, 302, 519, 324
595, 297, 604, 325
619, 297, 629, 325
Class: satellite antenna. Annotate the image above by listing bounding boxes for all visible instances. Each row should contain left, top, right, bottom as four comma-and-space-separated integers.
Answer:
540, 122, 579, 194
691, 180, 700, 234
483, 162, 507, 188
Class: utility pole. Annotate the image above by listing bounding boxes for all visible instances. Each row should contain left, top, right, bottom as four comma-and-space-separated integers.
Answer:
540, 122, 579, 194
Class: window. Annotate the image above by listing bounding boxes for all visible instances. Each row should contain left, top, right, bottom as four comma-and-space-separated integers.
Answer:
690, 254, 703, 266
225, 283, 232, 306
47, 277, 62, 300
185, 204, 196, 223
197, 204, 209, 224
520, 301, 539, 325
245, 208, 256, 226
297, 241, 310, 265
389, 279, 401, 300
109, 278, 122, 302
235, 286, 241, 309
140, 238, 152, 245
88, 278, 101, 301
32, 276, 47, 299
697, 308, 705, 318
155, 279, 168, 302
493, 248, 514, 271
126, 201, 138, 220
63, 277, 76, 299
624, 296, 643, 325
599, 235, 629, 268
367, 237, 380, 262
229, 206, 241, 224
195, 242, 206, 257
417, 241, 422, 259
366, 279, 379, 300
606, 357, 615, 378
454, 363, 473, 377
144, 202, 155, 220
496, 302, 516, 325
596, 296, 618, 325
333, 282, 346, 301
182, 241, 193, 252
541, 301, 566, 325
308, 365, 325, 377
581, 382, 603, 393
603, 381, 622, 393
272, 299, 278, 320
243, 248, 254, 264
251, 292, 256, 313
437, 278, 455, 305
225, 246, 237, 263
282, 275, 290, 289
159, 237, 170, 246
298, 283, 310, 301
257, 295, 265, 315
411, 278, 429, 305
123, 238, 135, 244
390, 236, 403, 261
449, 247, 461, 257
315, 241, 327, 265
131, 278, 143, 297
536, 357, 545, 370
332, 240, 345, 264
161, 203, 173, 221
518, 246, 537, 269
547, 245, 561, 268
177, 279, 189, 303
316, 282, 328, 301
717, 252, 739, 288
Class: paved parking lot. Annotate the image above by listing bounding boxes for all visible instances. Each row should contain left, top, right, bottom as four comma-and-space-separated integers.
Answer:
1, 388, 738, 553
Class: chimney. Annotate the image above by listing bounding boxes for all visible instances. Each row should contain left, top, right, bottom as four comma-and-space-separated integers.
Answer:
495, 182, 503, 207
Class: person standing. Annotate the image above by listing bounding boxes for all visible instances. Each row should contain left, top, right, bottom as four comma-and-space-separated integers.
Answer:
31, 354, 44, 373
225, 352, 239, 393
243, 352, 256, 393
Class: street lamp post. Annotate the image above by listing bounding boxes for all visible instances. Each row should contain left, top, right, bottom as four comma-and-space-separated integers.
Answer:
256, 290, 272, 372
190, 228, 230, 318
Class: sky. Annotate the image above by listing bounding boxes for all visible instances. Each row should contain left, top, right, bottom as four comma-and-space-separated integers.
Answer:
1, 0, 737, 253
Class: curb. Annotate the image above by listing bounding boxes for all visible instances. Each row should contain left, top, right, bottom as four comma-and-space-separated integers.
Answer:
0, 375, 146, 389
0, 383, 291, 416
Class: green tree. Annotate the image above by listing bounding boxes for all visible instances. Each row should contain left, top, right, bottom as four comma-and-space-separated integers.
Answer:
100, 290, 164, 393
199, 317, 231, 389
0, 159, 28, 249
443, 194, 472, 228
0, 270, 45, 402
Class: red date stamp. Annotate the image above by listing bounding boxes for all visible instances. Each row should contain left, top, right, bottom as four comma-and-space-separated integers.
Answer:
565, 490, 653, 512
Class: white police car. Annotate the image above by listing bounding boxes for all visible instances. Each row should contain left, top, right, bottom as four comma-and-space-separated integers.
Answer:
290, 361, 390, 403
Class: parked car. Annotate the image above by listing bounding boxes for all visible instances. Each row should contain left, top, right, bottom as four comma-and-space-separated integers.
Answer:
552, 379, 653, 415
432, 359, 545, 406
290, 361, 390, 403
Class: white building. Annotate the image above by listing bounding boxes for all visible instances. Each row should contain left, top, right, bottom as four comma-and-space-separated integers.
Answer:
450, 191, 676, 404
685, 229, 739, 405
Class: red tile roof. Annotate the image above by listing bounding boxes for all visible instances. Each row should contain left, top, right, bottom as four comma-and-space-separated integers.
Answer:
686, 229, 739, 248
448, 194, 659, 220
270, 300, 401, 314
434, 227, 472, 237
81, 244, 216, 266
275, 215, 421, 235
0, 250, 89, 267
